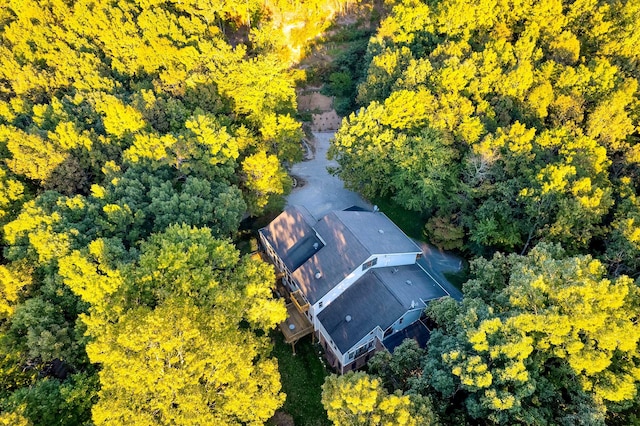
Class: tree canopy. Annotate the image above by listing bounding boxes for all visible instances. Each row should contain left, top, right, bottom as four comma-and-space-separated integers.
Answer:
0, 0, 346, 422
2, 0, 639, 423
61, 225, 287, 425
324, 3, 640, 421
357, 244, 640, 425
330, 0, 640, 271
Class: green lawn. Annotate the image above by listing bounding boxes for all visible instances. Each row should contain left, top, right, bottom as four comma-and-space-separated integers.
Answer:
271, 333, 331, 426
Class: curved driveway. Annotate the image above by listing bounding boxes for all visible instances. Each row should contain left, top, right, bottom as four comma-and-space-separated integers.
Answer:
286, 131, 464, 300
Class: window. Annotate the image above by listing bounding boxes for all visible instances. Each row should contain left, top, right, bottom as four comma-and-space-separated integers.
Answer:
354, 341, 372, 358
362, 258, 378, 271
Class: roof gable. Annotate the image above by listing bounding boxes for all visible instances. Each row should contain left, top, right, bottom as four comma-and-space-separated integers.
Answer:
317, 264, 448, 353
317, 271, 404, 353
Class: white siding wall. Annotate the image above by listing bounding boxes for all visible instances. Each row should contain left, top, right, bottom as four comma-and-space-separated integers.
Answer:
373, 252, 419, 268
342, 326, 384, 366
387, 308, 423, 334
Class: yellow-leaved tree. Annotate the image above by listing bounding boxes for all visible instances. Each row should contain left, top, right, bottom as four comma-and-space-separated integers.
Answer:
420, 243, 640, 424
59, 224, 287, 425
322, 372, 439, 426
241, 151, 290, 215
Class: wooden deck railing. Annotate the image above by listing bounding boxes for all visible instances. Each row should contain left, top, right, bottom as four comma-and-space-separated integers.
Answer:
290, 289, 310, 312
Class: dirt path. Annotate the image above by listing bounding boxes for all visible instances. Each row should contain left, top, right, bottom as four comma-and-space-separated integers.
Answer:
297, 90, 342, 131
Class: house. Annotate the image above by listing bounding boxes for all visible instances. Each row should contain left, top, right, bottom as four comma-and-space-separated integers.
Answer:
259, 205, 450, 373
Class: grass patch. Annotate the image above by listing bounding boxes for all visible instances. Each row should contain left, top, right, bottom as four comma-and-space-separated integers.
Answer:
371, 196, 426, 241
272, 333, 331, 426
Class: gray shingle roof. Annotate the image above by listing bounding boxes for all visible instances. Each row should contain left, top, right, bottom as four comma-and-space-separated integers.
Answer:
261, 208, 430, 309
383, 321, 431, 353
317, 265, 448, 354
259, 206, 320, 271
333, 211, 422, 255
292, 212, 370, 304
317, 271, 404, 353
373, 264, 449, 308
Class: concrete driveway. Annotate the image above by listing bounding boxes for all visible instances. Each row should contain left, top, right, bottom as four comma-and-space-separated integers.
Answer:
286, 131, 464, 298
286, 132, 372, 218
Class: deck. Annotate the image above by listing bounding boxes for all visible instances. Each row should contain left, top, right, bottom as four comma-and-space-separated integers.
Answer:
279, 302, 314, 346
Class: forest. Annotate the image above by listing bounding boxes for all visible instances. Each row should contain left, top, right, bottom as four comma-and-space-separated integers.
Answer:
0, 0, 638, 425
326, 0, 640, 424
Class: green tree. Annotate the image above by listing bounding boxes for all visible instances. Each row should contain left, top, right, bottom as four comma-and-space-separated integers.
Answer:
1, 373, 98, 426
322, 371, 438, 426
60, 225, 287, 425
329, 93, 459, 213
417, 243, 640, 424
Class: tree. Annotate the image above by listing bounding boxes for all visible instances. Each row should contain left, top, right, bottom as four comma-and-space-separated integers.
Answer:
0, 261, 33, 321
368, 339, 426, 392
329, 94, 460, 213
0, 409, 31, 426
604, 178, 640, 276
1, 373, 97, 426
7, 278, 89, 370
241, 151, 290, 215
333, 0, 640, 264
416, 243, 640, 424
147, 177, 245, 236
89, 299, 284, 426
322, 371, 438, 426
60, 225, 287, 425
0, 126, 67, 184
258, 113, 303, 163
0, 166, 25, 226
